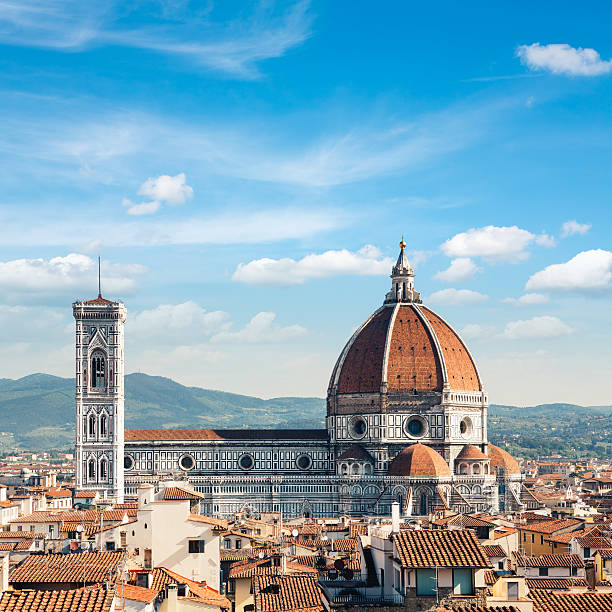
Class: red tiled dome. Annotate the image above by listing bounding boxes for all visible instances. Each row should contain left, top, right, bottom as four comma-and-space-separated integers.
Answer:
487, 444, 521, 476
329, 303, 481, 396
456, 445, 488, 460
387, 443, 451, 478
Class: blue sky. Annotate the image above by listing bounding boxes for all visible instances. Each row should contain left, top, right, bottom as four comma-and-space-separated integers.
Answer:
1, 1, 611, 405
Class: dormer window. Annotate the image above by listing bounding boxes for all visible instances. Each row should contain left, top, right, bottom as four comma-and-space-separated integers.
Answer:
91, 351, 106, 388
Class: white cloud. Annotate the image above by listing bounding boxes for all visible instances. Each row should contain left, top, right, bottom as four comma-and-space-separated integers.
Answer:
232, 245, 394, 287
123, 199, 161, 216
561, 220, 591, 237
138, 173, 193, 206
441, 225, 547, 262
0, 254, 146, 301
502, 293, 550, 306
123, 173, 193, 215
434, 257, 481, 283
459, 324, 491, 340
427, 288, 488, 305
535, 233, 556, 247
211, 312, 306, 344
129, 301, 230, 345
526, 249, 612, 292
501, 315, 574, 340
0, 1, 313, 79
517, 43, 612, 77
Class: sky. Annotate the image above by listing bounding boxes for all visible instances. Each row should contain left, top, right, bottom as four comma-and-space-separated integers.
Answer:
0, 1, 611, 406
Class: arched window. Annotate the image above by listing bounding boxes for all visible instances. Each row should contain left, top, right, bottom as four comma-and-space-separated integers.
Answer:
100, 458, 108, 480
100, 414, 108, 437
88, 414, 96, 437
340, 463, 348, 476
351, 463, 360, 475
484, 464, 489, 474
473, 463, 481, 475
88, 458, 96, 480
364, 463, 372, 475
91, 352, 106, 388
473, 485, 482, 495
458, 463, 468, 475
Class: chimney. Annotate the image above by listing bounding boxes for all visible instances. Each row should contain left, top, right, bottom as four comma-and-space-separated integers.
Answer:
138, 484, 155, 508
392, 502, 400, 534
281, 554, 287, 574
166, 583, 178, 612
0, 554, 8, 592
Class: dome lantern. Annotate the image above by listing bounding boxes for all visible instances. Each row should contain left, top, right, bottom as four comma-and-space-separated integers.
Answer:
385, 237, 421, 304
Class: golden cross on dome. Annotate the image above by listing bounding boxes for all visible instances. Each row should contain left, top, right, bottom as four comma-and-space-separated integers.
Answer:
399, 236, 406, 250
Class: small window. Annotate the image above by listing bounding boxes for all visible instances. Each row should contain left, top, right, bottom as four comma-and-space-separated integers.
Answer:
236, 540, 242, 550
538, 567, 548, 577
100, 414, 108, 437
224, 540, 231, 549
189, 540, 205, 554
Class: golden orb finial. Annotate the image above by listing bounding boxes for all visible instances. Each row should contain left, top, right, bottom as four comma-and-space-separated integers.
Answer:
399, 236, 406, 250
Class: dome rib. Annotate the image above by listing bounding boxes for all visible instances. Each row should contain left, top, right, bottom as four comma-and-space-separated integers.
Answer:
380, 303, 400, 388
387, 443, 451, 478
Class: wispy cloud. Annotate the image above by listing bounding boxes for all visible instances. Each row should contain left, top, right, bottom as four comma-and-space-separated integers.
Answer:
0, 207, 345, 248
0, 0, 313, 78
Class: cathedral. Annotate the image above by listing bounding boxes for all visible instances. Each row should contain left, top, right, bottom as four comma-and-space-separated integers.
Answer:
73, 240, 528, 518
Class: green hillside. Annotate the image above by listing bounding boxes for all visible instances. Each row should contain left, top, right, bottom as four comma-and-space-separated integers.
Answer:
0, 373, 611, 458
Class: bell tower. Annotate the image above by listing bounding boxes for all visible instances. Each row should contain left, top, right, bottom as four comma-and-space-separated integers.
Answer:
73, 288, 127, 502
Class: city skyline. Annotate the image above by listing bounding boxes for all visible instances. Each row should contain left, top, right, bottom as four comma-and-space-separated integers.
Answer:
1, 2, 611, 405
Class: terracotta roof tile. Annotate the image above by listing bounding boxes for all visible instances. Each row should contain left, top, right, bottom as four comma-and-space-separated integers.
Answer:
0, 586, 114, 612
162, 487, 205, 501
337, 444, 374, 462
388, 443, 451, 478
187, 514, 228, 529
525, 577, 588, 590
483, 545, 506, 558
395, 529, 490, 568
115, 582, 157, 603
529, 589, 612, 611
518, 518, 582, 535
513, 552, 585, 568
457, 445, 488, 460
253, 574, 323, 612
125, 429, 327, 441
10, 551, 126, 585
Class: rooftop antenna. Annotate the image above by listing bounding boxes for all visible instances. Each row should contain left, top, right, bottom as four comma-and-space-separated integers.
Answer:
98, 255, 102, 298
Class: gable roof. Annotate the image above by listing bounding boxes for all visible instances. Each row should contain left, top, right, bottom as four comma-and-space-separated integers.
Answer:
253, 574, 323, 612
394, 529, 490, 568
513, 552, 585, 568
0, 586, 114, 612
529, 589, 612, 611
10, 551, 126, 585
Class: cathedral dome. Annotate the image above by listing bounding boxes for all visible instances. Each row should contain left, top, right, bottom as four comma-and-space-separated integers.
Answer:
456, 445, 488, 461
387, 443, 451, 478
487, 444, 521, 476
327, 241, 482, 410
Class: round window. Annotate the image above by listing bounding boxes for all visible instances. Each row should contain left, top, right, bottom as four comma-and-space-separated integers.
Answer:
123, 455, 135, 470
238, 454, 254, 471
460, 417, 473, 438
349, 416, 367, 439
405, 416, 427, 438
296, 454, 312, 470
179, 454, 195, 471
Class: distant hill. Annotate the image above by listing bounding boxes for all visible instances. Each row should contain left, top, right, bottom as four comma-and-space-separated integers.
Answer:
0, 373, 325, 450
0, 373, 611, 457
